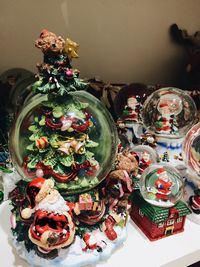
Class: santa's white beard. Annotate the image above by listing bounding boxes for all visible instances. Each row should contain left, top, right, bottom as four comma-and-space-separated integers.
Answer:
36, 194, 69, 214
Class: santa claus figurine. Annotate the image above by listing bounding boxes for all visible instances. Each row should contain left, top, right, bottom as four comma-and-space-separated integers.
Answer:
155, 167, 173, 201
20, 177, 75, 254
122, 96, 141, 123
155, 94, 181, 135
139, 151, 152, 173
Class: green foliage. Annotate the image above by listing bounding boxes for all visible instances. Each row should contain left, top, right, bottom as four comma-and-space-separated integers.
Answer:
52, 106, 64, 118
60, 154, 74, 167
0, 166, 12, 173
27, 155, 42, 169
85, 140, 99, 148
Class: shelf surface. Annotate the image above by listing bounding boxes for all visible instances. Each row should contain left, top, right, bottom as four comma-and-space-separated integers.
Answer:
0, 201, 200, 267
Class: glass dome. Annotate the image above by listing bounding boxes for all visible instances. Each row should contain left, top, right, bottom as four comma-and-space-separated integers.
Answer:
139, 163, 183, 207
130, 145, 159, 174
182, 122, 200, 177
142, 87, 197, 139
10, 90, 118, 194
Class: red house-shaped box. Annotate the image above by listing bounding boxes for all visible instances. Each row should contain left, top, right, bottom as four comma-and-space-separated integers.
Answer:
130, 191, 191, 241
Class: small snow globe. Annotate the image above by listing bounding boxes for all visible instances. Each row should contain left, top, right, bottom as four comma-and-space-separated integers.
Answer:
142, 87, 197, 139
139, 163, 183, 207
130, 145, 159, 175
182, 122, 200, 177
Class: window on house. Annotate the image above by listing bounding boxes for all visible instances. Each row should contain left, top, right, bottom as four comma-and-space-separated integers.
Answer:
158, 222, 164, 228
167, 219, 174, 226
139, 209, 144, 217
177, 217, 183, 223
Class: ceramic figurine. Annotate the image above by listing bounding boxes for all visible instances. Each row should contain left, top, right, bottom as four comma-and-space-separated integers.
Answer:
6, 30, 135, 267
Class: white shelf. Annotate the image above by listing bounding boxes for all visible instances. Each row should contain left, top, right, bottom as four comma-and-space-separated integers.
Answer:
0, 201, 200, 267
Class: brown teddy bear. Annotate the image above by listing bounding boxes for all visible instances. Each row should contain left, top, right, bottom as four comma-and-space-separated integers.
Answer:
105, 150, 138, 200
35, 29, 65, 55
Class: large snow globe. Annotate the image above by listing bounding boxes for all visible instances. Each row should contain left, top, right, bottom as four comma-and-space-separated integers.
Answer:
10, 90, 118, 194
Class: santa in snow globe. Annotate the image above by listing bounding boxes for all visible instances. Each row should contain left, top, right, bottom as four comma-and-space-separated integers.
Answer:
130, 163, 190, 241
142, 87, 197, 168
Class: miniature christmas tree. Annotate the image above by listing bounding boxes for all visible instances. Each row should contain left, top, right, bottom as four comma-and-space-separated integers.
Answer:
21, 30, 101, 192
162, 151, 170, 162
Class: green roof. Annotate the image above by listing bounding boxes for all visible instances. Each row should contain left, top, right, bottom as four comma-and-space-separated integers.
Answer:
131, 191, 191, 223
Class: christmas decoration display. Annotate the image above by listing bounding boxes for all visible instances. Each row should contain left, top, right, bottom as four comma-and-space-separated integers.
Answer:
6, 30, 135, 267
182, 122, 200, 223
139, 164, 183, 208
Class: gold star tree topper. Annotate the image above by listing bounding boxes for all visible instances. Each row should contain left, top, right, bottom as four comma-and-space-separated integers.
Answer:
64, 38, 79, 59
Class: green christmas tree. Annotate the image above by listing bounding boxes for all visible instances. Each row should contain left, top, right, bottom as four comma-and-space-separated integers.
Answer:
23, 30, 100, 192
162, 151, 170, 162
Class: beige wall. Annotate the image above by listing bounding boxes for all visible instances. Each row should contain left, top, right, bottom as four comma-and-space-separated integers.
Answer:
1, 0, 200, 85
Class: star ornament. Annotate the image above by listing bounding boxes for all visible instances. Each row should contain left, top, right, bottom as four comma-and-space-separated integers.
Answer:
64, 38, 79, 59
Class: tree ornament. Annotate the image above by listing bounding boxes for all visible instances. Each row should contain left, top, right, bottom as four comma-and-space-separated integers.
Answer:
64, 38, 79, 59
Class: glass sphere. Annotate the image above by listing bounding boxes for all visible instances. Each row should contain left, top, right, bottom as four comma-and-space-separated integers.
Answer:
10, 91, 118, 194
114, 83, 152, 119
139, 163, 183, 207
182, 122, 200, 177
130, 145, 159, 174
142, 87, 197, 139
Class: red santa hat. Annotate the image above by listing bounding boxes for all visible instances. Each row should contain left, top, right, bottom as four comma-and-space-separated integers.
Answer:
21, 178, 54, 220
159, 102, 168, 108
156, 167, 166, 175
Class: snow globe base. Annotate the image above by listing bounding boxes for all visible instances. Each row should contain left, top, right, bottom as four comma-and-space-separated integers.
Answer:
12, 227, 127, 267
130, 191, 190, 241
6, 171, 130, 267
155, 137, 184, 168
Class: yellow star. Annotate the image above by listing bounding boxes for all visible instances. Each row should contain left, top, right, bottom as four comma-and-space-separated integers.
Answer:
64, 38, 79, 59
